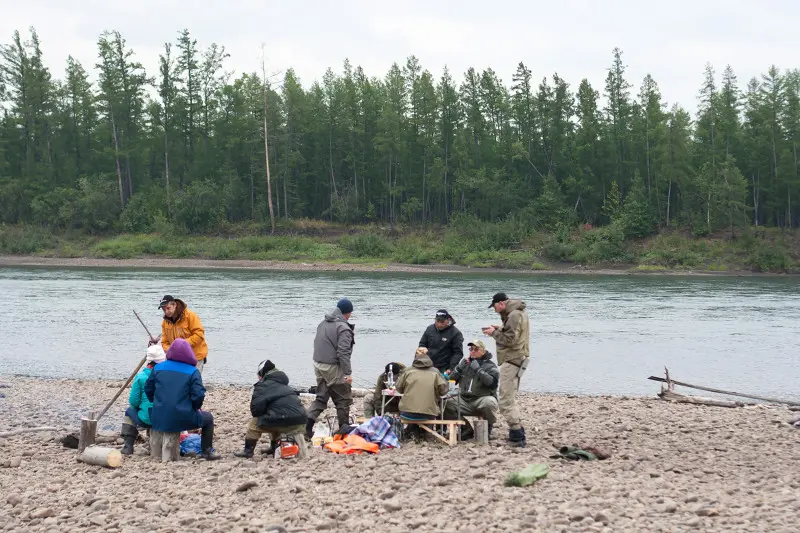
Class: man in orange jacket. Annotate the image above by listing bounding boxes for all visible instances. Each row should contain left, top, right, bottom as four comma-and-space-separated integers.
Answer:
158, 295, 209, 374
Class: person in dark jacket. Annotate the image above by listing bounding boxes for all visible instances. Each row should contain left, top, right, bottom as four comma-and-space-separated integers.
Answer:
443, 339, 500, 440
306, 298, 355, 438
144, 338, 220, 460
362, 362, 406, 418
234, 360, 308, 458
418, 309, 464, 375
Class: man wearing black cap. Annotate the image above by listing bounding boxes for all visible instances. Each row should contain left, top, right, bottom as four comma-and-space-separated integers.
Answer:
483, 292, 529, 447
418, 309, 464, 375
306, 298, 355, 438
158, 295, 209, 374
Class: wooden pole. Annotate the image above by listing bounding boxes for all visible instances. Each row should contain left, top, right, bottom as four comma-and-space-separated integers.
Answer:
78, 411, 98, 453
96, 356, 147, 422
78, 446, 122, 468
648, 375, 800, 406
0, 426, 58, 438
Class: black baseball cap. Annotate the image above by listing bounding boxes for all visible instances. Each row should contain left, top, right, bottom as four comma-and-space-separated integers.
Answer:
435, 309, 450, 320
488, 292, 508, 308
158, 295, 175, 309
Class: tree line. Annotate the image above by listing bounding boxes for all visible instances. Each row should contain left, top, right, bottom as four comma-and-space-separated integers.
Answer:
1, 27, 798, 237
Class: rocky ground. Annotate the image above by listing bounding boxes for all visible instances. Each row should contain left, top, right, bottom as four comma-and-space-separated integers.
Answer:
1, 376, 799, 533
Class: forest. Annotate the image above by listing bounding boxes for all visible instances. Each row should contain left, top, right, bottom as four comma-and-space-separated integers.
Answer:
1, 27, 798, 271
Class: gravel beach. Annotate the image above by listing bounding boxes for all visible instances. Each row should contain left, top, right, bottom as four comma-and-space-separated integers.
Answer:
1, 376, 799, 533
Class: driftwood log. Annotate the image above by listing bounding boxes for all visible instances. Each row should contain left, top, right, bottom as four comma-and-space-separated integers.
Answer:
150, 430, 180, 462
658, 388, 744, 408
77, 446, 122, 468
0, 426, 58, 438
78, 411, 98, 453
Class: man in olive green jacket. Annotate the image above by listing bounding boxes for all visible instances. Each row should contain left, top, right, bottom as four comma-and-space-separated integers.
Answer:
483, 292, 530, 447
444, 339, 499, 440
395, 348, 449, 419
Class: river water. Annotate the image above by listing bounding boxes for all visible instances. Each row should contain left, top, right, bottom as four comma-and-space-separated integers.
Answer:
1, 266, 798, 399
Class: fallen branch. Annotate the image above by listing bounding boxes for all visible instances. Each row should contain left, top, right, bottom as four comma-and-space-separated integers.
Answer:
658, 389, 744, 408
0, 426, 59, 438
649, 372, 800, 406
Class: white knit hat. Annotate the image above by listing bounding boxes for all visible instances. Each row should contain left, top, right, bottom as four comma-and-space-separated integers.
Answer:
146, 344, 166, 363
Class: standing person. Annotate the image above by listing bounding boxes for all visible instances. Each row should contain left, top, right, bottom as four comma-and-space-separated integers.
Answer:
418, 309, 464, 375
144, 338, 220, 460
483, 292, 530, 448
158, 295, 209, 374
305, 298, 355, 438
443, 339, 499, 440
119, 343, 166, 455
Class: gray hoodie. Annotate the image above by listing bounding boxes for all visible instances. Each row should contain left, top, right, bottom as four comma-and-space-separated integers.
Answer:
312, 307, 354, 375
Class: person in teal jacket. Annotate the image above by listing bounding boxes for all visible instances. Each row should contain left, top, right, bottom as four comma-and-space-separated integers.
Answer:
120, 344, 166, 455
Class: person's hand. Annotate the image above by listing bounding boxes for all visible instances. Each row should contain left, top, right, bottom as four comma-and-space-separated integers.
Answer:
345, 375, 353, 385
147, 337, 158, 347
482, 326, 496, 336
469, 360, 480, 371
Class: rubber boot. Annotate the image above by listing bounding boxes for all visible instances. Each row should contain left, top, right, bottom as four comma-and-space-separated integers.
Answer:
119, 424, 138, 455
304, 419, 315, 440
336, 408, 350, 431
233, 438, 258, 458
508, 427, 526, 448
460, 424, 475, 441
200, 426, 221, 461
487, 423, 494, 439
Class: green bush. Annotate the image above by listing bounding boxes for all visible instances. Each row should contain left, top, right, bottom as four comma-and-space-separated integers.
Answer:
0, 225, 57, 254
172, 179, 225, 234
339, 233, 391, 258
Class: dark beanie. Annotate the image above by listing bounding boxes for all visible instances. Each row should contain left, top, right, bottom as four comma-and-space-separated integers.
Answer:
257, 359, 276, 378
336, 298, 353, 314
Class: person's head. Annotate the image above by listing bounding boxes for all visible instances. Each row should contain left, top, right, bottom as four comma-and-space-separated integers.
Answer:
336, 298, 353, 320
467, 339, 487, 359
165, 338, 196, 366
414, 347, 429, 359
488, 292, 509, 313
257, 359, 276, 380
158, 295, 178, 318
434, 309, 451, 330
384, 362, 403, 376
146, 344, 166, 367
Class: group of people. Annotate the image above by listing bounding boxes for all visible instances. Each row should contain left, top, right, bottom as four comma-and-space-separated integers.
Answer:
119, 290, 531, 459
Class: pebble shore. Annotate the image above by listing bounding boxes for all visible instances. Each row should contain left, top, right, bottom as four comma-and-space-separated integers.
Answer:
1, 376, 799, 533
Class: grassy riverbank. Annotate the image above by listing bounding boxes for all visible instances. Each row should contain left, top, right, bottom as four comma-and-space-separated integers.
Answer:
1, 220, 799, 274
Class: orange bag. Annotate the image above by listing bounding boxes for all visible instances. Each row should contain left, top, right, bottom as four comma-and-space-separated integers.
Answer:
323, 433, 379, 455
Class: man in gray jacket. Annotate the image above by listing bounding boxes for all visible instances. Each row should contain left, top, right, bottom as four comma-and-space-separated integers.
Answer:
444, 339, 500, 440
305, 298, 355, 438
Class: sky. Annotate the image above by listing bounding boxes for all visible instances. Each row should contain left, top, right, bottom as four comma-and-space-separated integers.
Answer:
2, 0, 799, 115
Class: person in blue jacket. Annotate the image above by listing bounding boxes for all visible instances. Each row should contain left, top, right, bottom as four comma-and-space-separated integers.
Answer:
145, 338, 220, 460
120, 343, 166, 455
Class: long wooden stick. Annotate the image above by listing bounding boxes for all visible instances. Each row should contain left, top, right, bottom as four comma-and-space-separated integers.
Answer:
96, 357, 146, 422
133, 309, 157, 343
648, 376, 800, 406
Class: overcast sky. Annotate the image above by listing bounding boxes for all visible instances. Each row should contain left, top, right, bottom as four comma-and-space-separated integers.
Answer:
2, 0, 798, 114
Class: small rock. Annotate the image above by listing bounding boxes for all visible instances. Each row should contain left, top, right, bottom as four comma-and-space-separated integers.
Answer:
594, 511, 610, 524
383, 501, 402, 512
7, 494, 22, 507
21, 450, 35, 457
264, 525, 287, 533
89, 514, 107, 526
236, 481, 258, 492
685, 495, 699, 503
379, 492, 395, 500
31, 508, 55, 519
696, 508, 719, 517
569, 509, 589, 522
135, 500, 146, 509
8, 457, 21, 468
289, 484, 303, 494
249, 518, 266, 528
159, 502, 170, 514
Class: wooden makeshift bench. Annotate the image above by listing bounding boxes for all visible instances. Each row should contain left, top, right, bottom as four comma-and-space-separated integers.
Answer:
401, 419, 465, 447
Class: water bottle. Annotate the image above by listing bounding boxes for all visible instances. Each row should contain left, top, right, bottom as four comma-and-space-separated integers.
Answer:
387, 367, 394, 387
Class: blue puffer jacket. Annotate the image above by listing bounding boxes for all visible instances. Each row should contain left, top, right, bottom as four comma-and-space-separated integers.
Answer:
128, 367, 154, 426
145, 339, 205, 432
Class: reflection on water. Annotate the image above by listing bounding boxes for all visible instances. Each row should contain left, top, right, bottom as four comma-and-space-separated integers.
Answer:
1, 267, 799, 399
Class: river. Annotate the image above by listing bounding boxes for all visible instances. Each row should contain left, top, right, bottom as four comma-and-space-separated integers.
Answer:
1, 266, 798, 399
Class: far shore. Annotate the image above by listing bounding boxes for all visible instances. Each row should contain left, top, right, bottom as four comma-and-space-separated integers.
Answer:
0, 254, 787, 277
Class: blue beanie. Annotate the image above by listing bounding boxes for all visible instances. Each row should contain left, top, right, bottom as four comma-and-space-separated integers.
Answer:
336, 298, 353, 314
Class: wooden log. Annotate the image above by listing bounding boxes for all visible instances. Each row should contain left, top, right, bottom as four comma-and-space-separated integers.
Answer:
149, 430, 163, 461
658, 389, 743, 408
473, 419, 489, 445
78, 411, 98, 453
0, 426, 58, 438
648, 374, 800, 406
161, 432, 180, 462
77, 446, 122, 468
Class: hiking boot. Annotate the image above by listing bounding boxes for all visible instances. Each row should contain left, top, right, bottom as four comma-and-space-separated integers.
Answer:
233, 439, 258, 458
304, 419, 315, 440
508, 427, 526, 448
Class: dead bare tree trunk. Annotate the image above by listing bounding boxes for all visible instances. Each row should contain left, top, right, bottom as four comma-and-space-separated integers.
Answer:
110, 109, 124, 208
261, 45, 275, 234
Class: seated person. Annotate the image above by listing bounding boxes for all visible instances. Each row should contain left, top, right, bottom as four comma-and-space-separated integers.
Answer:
144, 338, 220, 460
120, 344, 166, 455
234, 360, 308, 458
395, 347, 448, 422
363, 362, 406, 418
444, 339, 500, 440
